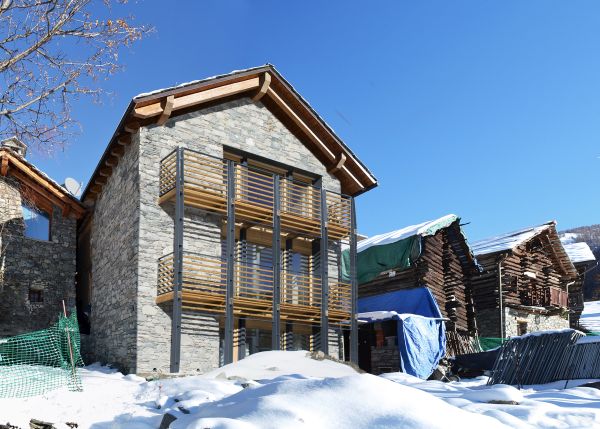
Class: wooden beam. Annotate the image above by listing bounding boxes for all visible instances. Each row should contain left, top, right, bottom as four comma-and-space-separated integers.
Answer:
98, 167, 112, 177
266, 87, 365, 190
105, 157, 118, 167
0, 155, 8, 176
117, 134, 131, 146
110, 146, 125, 157
133, 77, 261, 119
94, 176, 108, 186
266, 87, 335, 161
156, 95, 175, 126
90, 184, 102, 194
6, 153, 85, 217
252, 72, 271, 102
328, 153, 346, 174
124, 121, 140, 134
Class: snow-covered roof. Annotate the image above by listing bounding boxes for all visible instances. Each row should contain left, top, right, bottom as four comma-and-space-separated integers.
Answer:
563, 242, 596, 264
356, 214, 458, 254
471, 222, 556, 256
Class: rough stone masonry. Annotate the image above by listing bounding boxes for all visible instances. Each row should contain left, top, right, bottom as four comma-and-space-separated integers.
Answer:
0, 176, 77, 337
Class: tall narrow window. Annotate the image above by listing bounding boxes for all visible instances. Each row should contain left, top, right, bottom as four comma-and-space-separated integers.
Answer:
22, 204, 50, 241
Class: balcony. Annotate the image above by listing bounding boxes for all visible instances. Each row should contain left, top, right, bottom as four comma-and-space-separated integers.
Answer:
520, 285, 568, 308
158, 148, 352, 240
157, 252, 352, 325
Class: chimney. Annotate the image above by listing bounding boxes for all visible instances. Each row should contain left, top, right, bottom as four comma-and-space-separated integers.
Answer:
1, 136, 27, 158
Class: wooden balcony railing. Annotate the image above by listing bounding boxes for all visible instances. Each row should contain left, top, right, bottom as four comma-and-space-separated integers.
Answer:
328, 281, 352, 323
520, 285, 568, 308
158, 148, 352, 239
157, 252, 351, 325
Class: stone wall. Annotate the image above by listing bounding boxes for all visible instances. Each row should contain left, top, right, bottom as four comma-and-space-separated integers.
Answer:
88, 134, 141, 372
476, 308, 502, 338
0, 177, 77, 337
504, 307, 569, 338
476, 307, 569, 338
134, 98, 344, 373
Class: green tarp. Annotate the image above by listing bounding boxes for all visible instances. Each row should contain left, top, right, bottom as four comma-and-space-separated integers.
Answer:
478, 337, 508, 351
342, 214, 459, 284
342, 235, 421, 284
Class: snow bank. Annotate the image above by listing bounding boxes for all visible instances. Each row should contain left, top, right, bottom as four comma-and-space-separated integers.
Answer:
383, 372, 600, 429
203, 350, 357, 381
172, 374, 508, 429
3, 352, 600, 429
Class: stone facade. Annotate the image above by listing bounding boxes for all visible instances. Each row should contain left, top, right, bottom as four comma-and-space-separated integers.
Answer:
503, 307, 569, 338
87, 134, 141, 372
477, 307, 569, 338
88, 98, 346, 373
0, 177, 77, 337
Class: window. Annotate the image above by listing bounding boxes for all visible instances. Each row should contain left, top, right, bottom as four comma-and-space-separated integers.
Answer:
517, 321, 528, 336
22, 204, 50, 241
29, 288, 43, 303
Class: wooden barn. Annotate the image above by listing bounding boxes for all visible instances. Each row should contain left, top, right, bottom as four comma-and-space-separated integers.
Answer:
355, 214, 480, 338
561, 240, 597, 329
471, 221, 578, 339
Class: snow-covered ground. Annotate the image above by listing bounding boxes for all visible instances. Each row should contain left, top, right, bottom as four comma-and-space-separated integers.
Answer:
1, 351, 600, 428
581, 300, 600, 332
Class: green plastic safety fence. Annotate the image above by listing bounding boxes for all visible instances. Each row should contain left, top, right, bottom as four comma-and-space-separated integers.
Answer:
0, 311, 84, 398
478, 337, 508, 351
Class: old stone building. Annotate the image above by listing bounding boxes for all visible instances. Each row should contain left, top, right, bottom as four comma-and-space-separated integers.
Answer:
77, 65, 376, 374
471, 221, 577, 338
0, 140, 86, 337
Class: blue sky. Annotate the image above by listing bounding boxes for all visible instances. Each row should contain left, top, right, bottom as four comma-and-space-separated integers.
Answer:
28, 1, 600, 241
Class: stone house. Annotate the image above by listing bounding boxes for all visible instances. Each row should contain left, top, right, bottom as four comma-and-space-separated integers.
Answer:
471, 221, 578, 338
0, 140, 86, 337
77, 65, 377, 374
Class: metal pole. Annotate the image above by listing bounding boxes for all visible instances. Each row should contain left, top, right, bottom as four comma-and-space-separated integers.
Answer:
272, 174, 281, 350
350, 196, 358, 364
170, 147, 185, 373
224, 159, 236, 365
319, 186, 329, 354
498, 259, 504, 340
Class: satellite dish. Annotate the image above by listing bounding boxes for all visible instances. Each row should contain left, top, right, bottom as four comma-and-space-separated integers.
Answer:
63, 177, 82, 197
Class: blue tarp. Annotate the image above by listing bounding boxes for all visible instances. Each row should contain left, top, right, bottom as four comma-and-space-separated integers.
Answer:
358, 288, 446, 379
358, 287, 443, 318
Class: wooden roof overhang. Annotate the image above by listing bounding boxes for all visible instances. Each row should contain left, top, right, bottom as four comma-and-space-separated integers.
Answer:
0, 148, 86, 219
81, 65, 377, 205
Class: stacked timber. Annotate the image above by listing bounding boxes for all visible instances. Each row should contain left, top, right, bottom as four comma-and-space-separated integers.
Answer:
359, 220, 478, 335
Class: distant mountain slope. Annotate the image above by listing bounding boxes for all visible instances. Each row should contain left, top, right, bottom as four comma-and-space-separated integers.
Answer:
560, 224, 600, 300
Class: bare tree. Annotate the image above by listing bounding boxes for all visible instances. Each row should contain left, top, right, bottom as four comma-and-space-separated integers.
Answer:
0, 0, 151, 153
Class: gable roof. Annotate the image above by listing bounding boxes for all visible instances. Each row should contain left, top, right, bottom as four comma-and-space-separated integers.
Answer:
82, 64, 377, 203
471, 221, 577, 277
0, 148, 86, 219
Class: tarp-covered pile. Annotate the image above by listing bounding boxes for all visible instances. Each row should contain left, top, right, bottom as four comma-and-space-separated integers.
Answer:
358, 288, 446, 379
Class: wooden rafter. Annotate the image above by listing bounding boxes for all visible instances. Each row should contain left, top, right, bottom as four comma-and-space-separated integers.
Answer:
156, 95, 175, 126
133, 77, 261, 119
0, 156, 8, 176
252, 72, 271, 102
1, 150, 85, 218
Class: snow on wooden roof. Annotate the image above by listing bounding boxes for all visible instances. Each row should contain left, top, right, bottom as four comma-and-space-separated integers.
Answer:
471, 222, 555, 256
562, 242, 596, 264
356, 214, 458, 254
